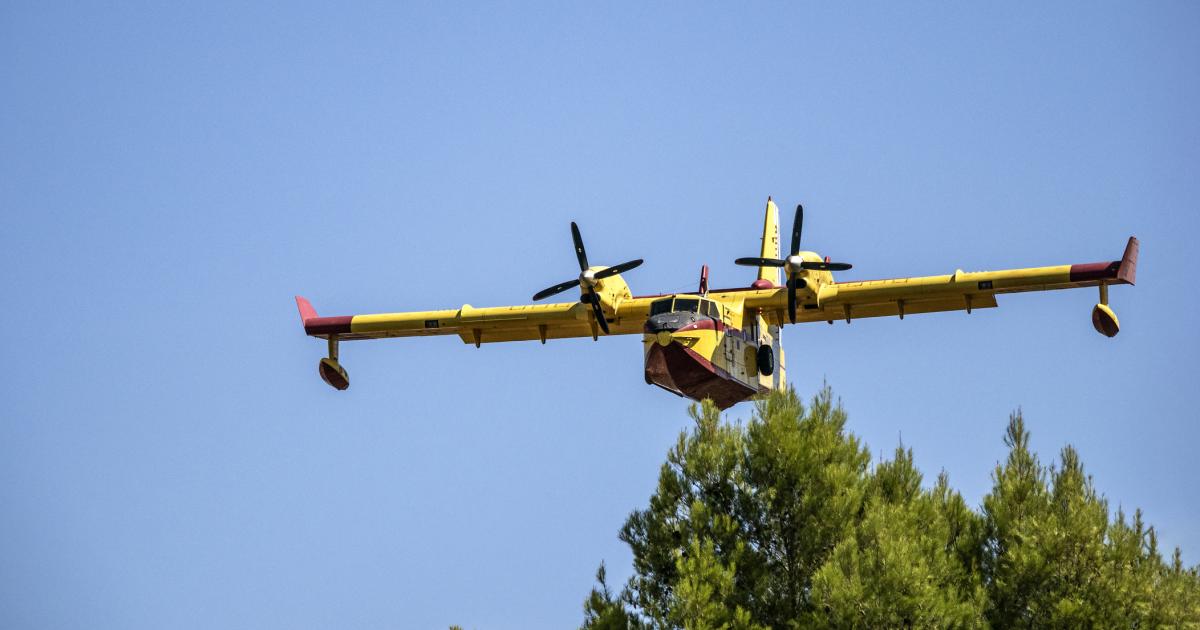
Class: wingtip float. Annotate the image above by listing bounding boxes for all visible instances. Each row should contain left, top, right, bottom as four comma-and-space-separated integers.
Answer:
1086, 235, 1138, 338
295, 296, 350, 390
295, 199, 1138, 408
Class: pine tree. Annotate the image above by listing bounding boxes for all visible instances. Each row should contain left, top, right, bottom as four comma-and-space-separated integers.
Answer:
981, 410, 1054, 626
616, 386, 871, 627
581, 562, 644, 630
738, 385, 871, 621
581, 387, 1200, 629
806, 447, 987, 628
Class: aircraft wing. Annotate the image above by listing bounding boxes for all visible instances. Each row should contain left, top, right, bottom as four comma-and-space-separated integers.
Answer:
295, 296, 652, 346
745, 236, 1138, 325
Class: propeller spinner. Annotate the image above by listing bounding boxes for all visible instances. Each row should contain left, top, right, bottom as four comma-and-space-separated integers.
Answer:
734, 204, 852, 324
531, 222, 642, 335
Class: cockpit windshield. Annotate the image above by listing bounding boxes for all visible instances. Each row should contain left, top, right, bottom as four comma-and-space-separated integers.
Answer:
649, 298, 673, 316
649, 296, 722, 321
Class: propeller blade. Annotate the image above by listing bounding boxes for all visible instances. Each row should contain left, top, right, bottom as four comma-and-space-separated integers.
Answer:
790, 204, 804, 256
735, 257, 787, 267
800, 261, 853, 272
534, 221, 642, 314
587, 287, 610, 334
532, 279, 580, 301
571, 222, 589, 271
787, 277, 798, 324
593, 258, 643, 280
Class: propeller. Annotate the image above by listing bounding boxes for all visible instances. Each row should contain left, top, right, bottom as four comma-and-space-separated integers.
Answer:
734, 204, 852, 324
531, 222, 643, 335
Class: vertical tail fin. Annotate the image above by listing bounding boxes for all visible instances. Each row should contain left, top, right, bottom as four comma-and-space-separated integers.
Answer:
758, 197, 781, 287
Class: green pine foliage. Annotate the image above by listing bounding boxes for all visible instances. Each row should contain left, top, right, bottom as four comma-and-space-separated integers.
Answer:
582, 386, 1200, 629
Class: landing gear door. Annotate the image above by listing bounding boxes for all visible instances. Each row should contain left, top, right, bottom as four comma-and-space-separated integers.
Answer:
757, 313, 785, 391
770, 322, 786, 391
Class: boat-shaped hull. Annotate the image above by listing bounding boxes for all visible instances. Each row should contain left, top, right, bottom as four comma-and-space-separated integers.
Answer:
644, 340, 758, 409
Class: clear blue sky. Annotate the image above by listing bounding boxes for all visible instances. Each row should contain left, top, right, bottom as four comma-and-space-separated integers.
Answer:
2, 3, 1197, 628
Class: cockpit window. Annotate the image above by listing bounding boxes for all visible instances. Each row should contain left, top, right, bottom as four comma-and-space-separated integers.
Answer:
674, 298, 700, 313
649, 298, 673, 316
650, 297, 721, 319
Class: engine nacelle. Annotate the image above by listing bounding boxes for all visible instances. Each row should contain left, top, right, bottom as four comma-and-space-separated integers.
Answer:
319, 357, 350, 390
1092, 303, 1120, 338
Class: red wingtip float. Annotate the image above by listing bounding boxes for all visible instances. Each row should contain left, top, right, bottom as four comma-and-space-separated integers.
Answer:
295, 199, 1138, 407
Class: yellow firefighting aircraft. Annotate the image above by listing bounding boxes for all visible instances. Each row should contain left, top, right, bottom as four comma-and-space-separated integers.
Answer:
295, 199, 1137, 408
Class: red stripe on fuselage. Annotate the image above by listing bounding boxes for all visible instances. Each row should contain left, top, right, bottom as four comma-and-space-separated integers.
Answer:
676, 319, 721, 332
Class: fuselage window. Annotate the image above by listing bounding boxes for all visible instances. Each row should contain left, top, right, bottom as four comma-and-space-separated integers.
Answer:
703, 301, 721, 321
674, 298, 700, 313
650, 298, 673, 316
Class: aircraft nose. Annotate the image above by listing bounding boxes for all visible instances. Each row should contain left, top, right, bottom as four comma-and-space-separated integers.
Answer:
644, 312, 699, 334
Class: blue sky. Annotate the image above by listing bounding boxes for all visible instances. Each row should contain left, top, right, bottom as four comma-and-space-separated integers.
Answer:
2, 3, 1197, 628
